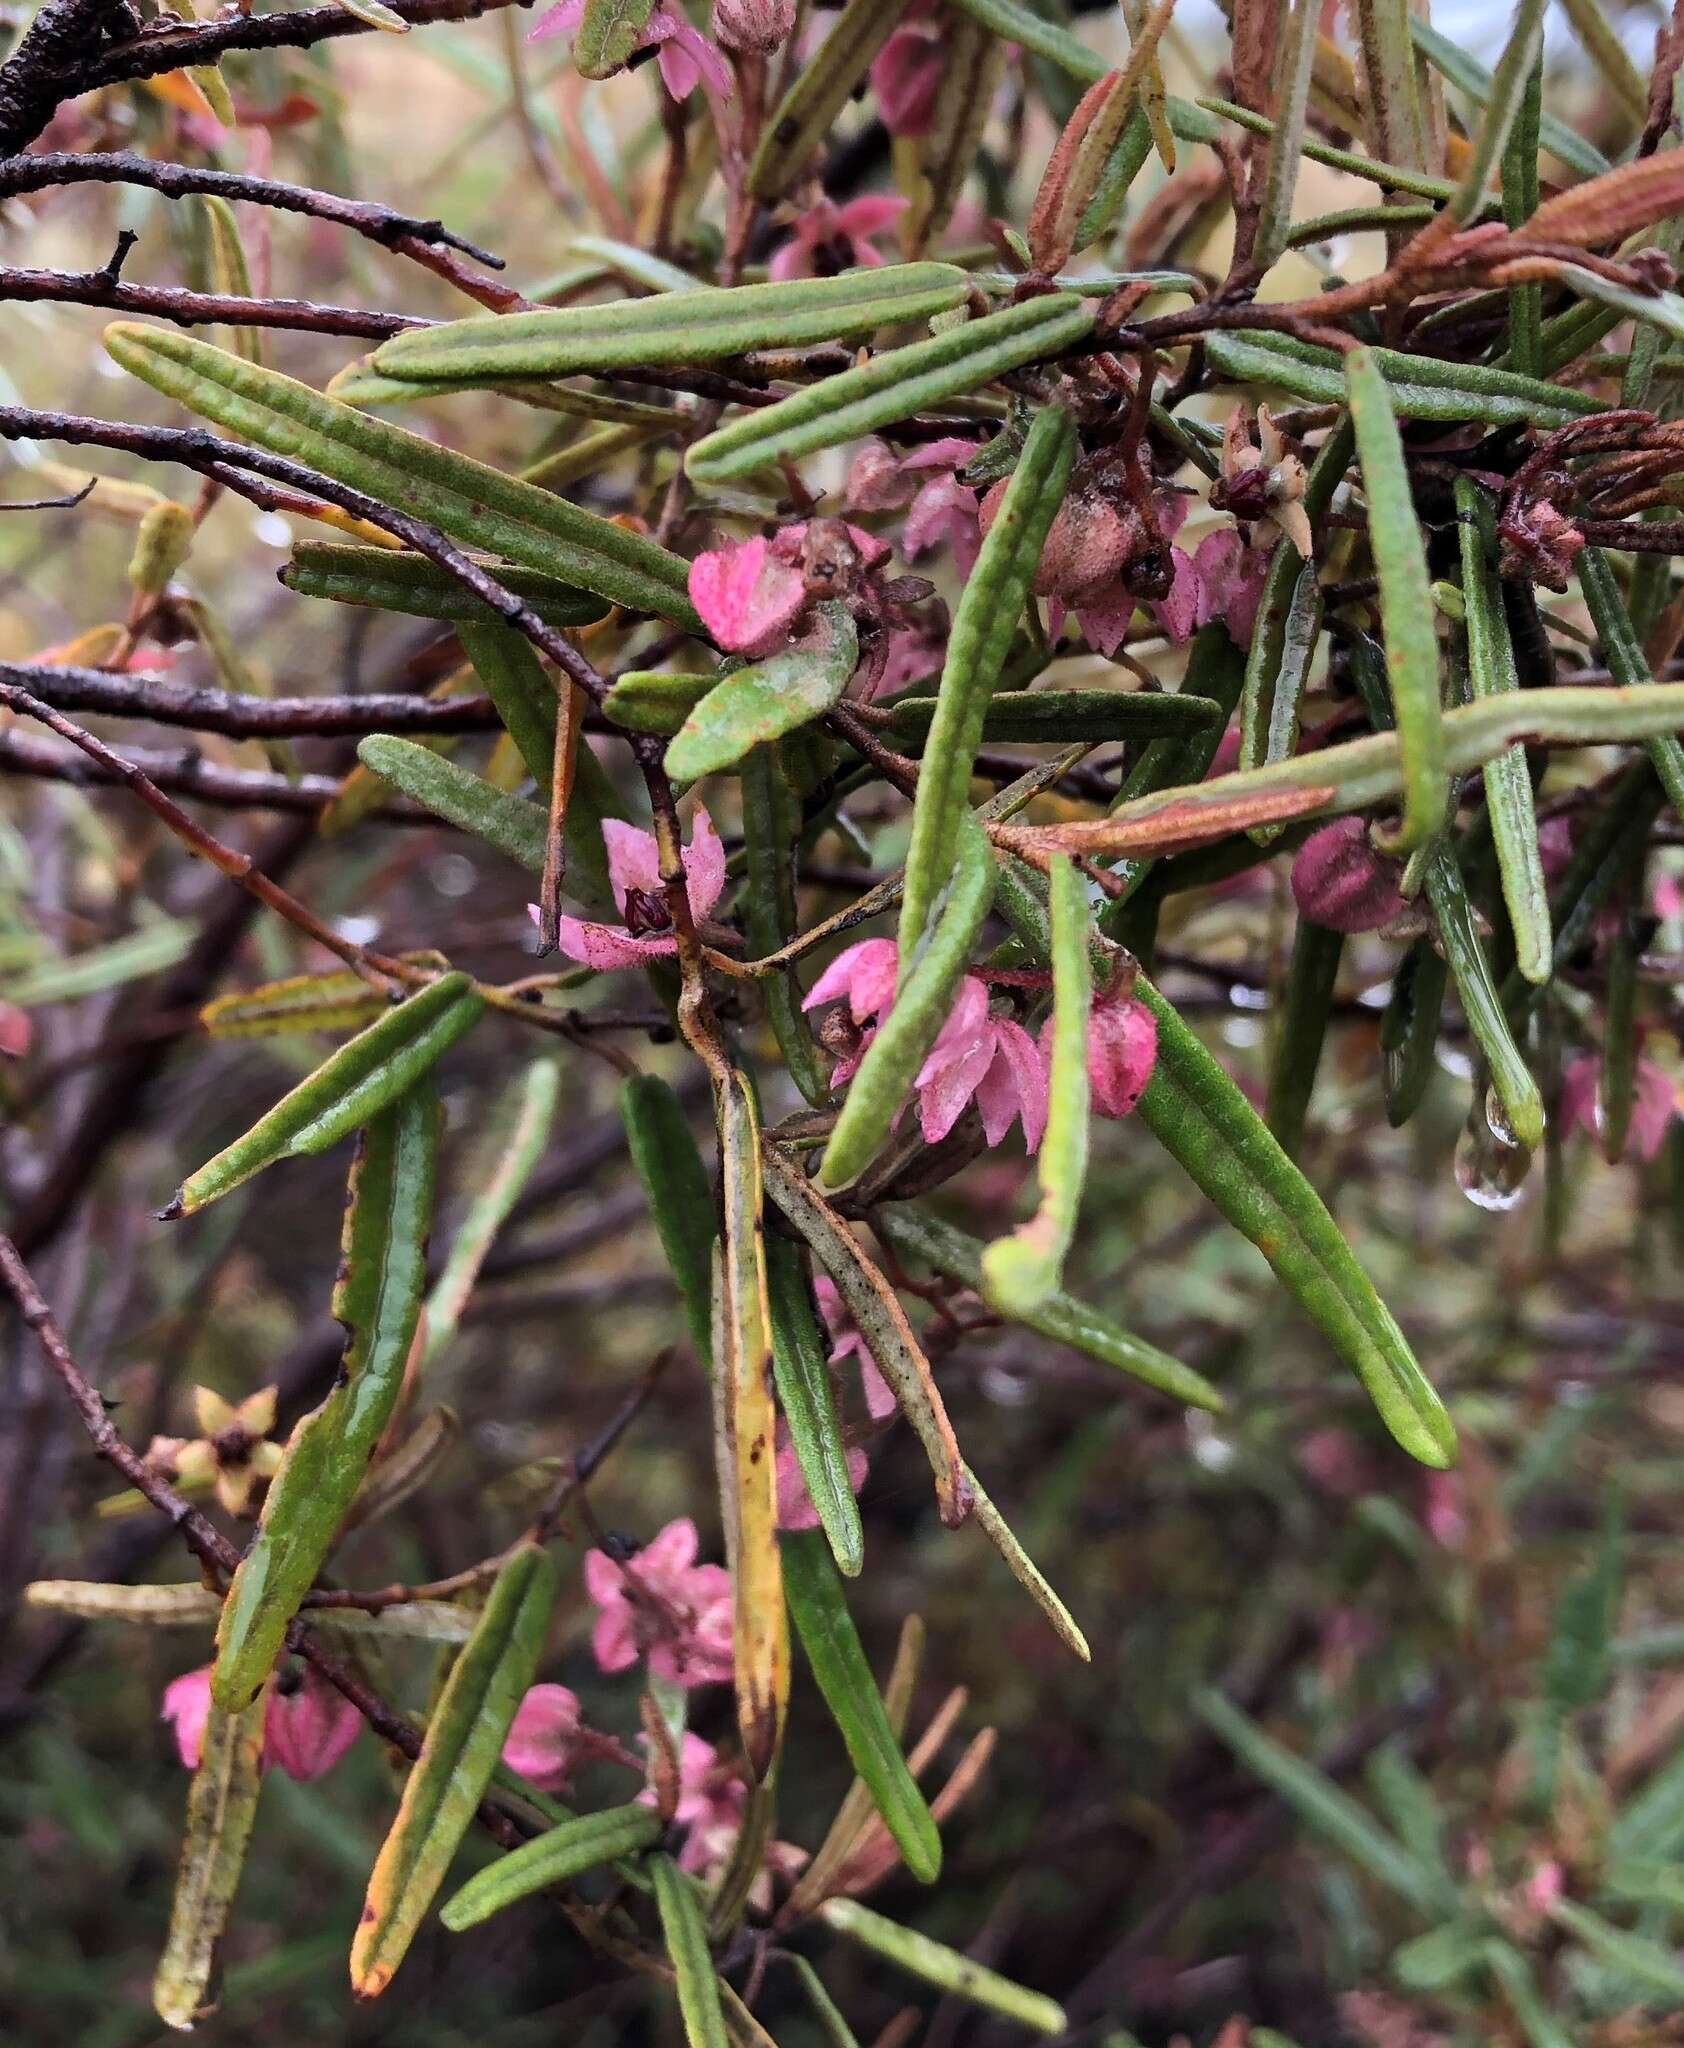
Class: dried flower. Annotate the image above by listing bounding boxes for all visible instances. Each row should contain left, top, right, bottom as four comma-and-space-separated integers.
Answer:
145, 1385, 283, 1517
1078, 987, 1158, 1118
710, 0, 793, 55
583, 1517, 734, 1687
1210, 404, 1311, 558
689, 534, 806, 656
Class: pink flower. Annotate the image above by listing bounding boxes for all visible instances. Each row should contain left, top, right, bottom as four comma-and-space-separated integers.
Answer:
915, 975, 1049, 1149
1080, 988, 1157, 1118
689, 535, 806, 656
645, 1736, 806, 1901
1524, 1860, 1564, 1912
845, 436, 982, 578
162, 1663, 360, 1781
805, 941, 1049, 1150
529, 0, 731, 99
871, 22, 944, 134
539, 806, 725, 971
264, 1670, 363, 1782
775, 1421, 869, 1530
502, 1684, 589, 1793
814, 1274, 895, 1419
584, 1517, 734, 1687
769, 194, 907, 281
903, 473, 982, 578
1560, 1049, 1677, 1161
1290, 818, 1407, 933
0, 1002, 30, 1060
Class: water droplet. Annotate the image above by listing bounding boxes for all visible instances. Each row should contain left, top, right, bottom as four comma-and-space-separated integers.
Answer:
1454, 1096, 1533, 1212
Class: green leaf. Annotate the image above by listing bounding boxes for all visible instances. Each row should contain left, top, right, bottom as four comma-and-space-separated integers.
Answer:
327, 355, 675, 424
351, 1543, 559, 1999
1204, 328, 1600, 426
888, 688, 1222, 747
710, 1076, 787, 1783
169, 978, 474, 1217
782, 1529, 940, 1880
1423, 841, 1545, 1149
603, 669, 715, 735
1345, 346, 1447, 853
571, 0, 656, 75
1446, 0, 1545, 223
1481, 1938, 1578, 2048
621, 1073, 717, 1366
2, 918, 195, 1006
783, 1955, 864, 2048
1556, 0, 1648, 121
899, 406, 1076, 960
666, 606, 859, 782
1135, 979, 1456, 1467
818, 1898, 1066, 2035
153, 1690, 267, 2030
104, 324, 699, 628
1350, 0, 1428, 173
982, 854, 1090, 1314
440, 1803, 662, 1931
1547, 1898, 1684, 2001
685, 300, 1093, 486
742, 745, 829, 1105
425, 1058, 559, 1362
1409, 14, 1606, 178
199, 961, 433, 1041
876, 1205, 1222, 1410
768, 1239, 864, 1577
210, 1082, 439, 1708
1195, 1688, 1448, 1914
24, 1579, 475, 1640
748, 0, 913, 200
281, 541, 605, 629
1240, 550, 1322, 785
356, 736, 547, 869
763, 1145, 967, 1524
651, 1854, 730, 2048
1576, 548, 1684, 822
1266, 920, 1343, 1161
822, 810, 999, 1189
1453, 483, 1550, 982
377, 266, 971, 382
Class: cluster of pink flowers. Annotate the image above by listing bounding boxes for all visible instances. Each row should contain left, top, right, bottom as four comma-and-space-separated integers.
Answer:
803, 938, 1159, 1149
163, 1663, 363, 1782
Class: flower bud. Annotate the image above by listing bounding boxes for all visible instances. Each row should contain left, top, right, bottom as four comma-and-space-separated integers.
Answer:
710, 0, 792, 53
126, 500, 194, 600
1289, 818, 1407, 933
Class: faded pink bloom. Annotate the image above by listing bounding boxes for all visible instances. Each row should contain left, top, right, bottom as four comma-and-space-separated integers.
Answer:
769, 194, 907, 281
903, 472, 983, 578
689, 535, 806, 656
1290, 818, 1407, 933
1560, 1049, 1677, 1161
502, 1684, 590, 1792
872, 22, 943, 134
162, 1664, 360, 1781
584, 1517, 734, 1687
915, 975, 1049, 1149
529, 0, 731, 100
1186, 527, 1274, 645
639, 1731, 744, 1861
1654, 870, 1684, 919
804, 937, 899, 1025
775, 1421, 869, 1530
1422, 1469, 1468, 1550
878, 621, 946, 694
845, 436, 981, 577
264, 1670, 363, 1782
540, 807, 726, 971
1298, 1426, 1375, 1499
1080, 988, 1157, 1118
814, 1273, 895, 1419
1538, 815, 1575, 878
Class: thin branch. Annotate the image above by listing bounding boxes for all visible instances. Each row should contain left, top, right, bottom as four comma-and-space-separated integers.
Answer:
0, 265, 424, 340
0, 0, 129, 154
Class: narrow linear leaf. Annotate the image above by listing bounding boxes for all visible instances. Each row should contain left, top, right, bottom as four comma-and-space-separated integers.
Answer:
1576, 548, 1684, 822
425, 1058, 559, 1362
1345, 346, 1447, 852
768, 1237, 864, 1577
742, 746, 829, 1106
104, 324, 699, 627
877, 1205, 1222, 1410
170, 978, 472, 1218
1250, 0, 1324, 270
282, 542, 605, 629
604, 669, 714, 735
651, 1854, 731, 2048
888, 689, 1221, 747
1546, 1898, 1684, 2000
24, 1580, 474, 1640
211, 1083, 439, 1708
377, 267, 970, 381
1266, 920, 1343, 1161
351, 1544, 558, 1999
819, 1898, 1067, 2035
621, 1074, 717, 1365
357, 736, 547, 870
963, 1465, 1090, 1659
685, 300, 1093, 486
1423, 843, 1545, 1149
1446, 0, 1545, 225
199, 964, 406, 1040
440, 1803, 662, 1931
1203, 329, 1599, 425
1409, 15, 1607, 178
748, 0, 913, 201
153, 1690, 267, 2031
982, 855, 1090, 1314
711, 1077, 787, 1783
899, 405, 1076, 960
782, 1529, 940, 1881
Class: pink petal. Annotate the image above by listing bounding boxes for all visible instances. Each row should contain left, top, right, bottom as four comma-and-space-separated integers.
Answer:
688, 535, 806, 656
551, 913, 677, 970
265, 1670, 362, 1782
642, 1516, 700, 1575
846, 442, 915, 512
645, 7, 733, 98
161, 1666, 213, 1770
684, 805, 727, 921
602, 818, 662, 911
859, 1354, 897, 1420
583, 1547, 625, 1605
804, 937, 899, 1021
592, 1606, 641, 1673
915, 977, 996, 1143
987, 1016, 1050, 1149
527, 0, 583, 39
1629, 1055, 1677, 1160
502, 1684, 585, 1791
1149, 545, 1201, 646
1559, 1053, 1599, 1141
768, 237, 810, 282
836, 194, 908, 238
1075, 582, 1137, 658
871, 25, 944, 134
903, 474, 982, 571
